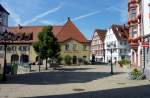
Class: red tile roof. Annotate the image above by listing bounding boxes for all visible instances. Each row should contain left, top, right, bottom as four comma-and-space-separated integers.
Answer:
56, 17, 88, 43
111, 24, 129, 41
8, 18, 89, 43
95, 29, 107, 42
8, 25, 63, 43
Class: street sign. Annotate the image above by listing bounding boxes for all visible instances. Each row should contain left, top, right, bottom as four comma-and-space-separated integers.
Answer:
142, 41, 149, 48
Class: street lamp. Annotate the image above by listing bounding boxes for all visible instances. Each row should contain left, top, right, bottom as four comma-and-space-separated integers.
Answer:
107, 42, 116, 75
0, 30, 14, 81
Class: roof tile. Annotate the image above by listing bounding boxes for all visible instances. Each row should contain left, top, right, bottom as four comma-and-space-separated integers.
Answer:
8, 18, 88, 43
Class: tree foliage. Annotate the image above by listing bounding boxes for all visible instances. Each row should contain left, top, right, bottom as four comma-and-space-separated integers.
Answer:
33, 26, 60, 69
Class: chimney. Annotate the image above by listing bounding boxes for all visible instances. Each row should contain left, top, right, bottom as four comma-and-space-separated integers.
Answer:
123, 24, 126, 29
18, 24, 22, 29
68, 17, 70, 20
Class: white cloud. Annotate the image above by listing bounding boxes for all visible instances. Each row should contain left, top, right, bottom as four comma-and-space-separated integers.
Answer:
73, 10, 102, 21
1, 1, 63, 26
38, 19, 59, 25
106, 1, 128, 23
23, 4, 62, 25
39, 20, 51, 24
1, 1, 22, 25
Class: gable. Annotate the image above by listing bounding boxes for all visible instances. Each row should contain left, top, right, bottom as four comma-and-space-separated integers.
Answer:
111, 24, 129, 41
105, 29, 117, 42
91, 29, 106, 44
56, 17, 88, 43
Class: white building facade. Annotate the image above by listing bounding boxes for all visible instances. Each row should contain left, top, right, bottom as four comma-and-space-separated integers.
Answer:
105, 25, 130, 63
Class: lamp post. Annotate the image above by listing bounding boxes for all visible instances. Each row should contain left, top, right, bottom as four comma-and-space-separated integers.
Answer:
1, 30, 14, 81
107, 42, 116, 75
2, 41, 7, 81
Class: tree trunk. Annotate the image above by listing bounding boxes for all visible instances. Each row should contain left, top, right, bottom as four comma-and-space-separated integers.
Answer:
49, 59, 51, 68
45, 58, 48, 70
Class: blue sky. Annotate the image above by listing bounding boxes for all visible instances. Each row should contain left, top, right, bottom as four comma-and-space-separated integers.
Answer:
1, 0, 128, 40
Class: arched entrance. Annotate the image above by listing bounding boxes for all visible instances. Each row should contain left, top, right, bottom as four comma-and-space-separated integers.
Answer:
11, 54, 19, 64
36, 56, 38, 62
73, 56, 77, 64
20, 54, 29, 64
83, 56, 87, 64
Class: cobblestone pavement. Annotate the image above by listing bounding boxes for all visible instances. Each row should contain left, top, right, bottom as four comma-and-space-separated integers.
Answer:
0, 65, 150, 98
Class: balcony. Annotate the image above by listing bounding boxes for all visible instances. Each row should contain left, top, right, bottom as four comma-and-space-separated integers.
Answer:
128, 36, 141, 50
128, 1, 138, 11
128, 18, 138, 25
137, 13, 141, 19
130, 42, 138, 50
128, 0, 138, 5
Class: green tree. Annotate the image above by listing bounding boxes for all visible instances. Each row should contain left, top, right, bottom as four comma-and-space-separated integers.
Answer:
33, 26, 60, 70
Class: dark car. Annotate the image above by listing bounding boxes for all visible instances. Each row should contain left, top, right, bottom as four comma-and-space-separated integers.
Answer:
6, 63, 12, 74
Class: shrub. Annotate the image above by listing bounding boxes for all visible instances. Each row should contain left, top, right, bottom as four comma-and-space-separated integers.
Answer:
56, 56, 63, 65
118, 59, 130, 67
11, 64, 18, 75
128, 68, 145, 80
64, 55, 72, 65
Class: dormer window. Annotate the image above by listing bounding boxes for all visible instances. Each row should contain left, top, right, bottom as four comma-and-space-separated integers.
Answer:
0, 14, 2, 25
116, 27, 118, 31
130, 8, 136, 19
65, 44, 69, 51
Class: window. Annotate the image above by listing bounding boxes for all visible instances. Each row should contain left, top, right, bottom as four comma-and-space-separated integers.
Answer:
130, 25, 137, 38
124, 49, 126, 53
12, 46, 16, 51
120, 42, 122, 45
22, 46, 28, 51
18, 46, 22, 51
73, 44, 77, 50
0, 14, 2, 25
124, 42, 126, 45
7, 46, 11, 52
83, 45, 87, 50
19, 46, 29, 51
120, 49, 122, 54
113, 41, 116, 47
65, 44, 69, 51
130, 8, 136, 19
0, 45, 3, 51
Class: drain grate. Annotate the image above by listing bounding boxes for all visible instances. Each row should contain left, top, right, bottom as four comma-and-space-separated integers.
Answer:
73, 88, 85, 91
117, 83, 126, 85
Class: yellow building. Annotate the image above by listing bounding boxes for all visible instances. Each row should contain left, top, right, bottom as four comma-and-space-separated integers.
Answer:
8, 17, 91, 65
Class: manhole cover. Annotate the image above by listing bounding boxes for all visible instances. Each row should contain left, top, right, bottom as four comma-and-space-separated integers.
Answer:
117, 83, 126, 85
73, 88, 85, 91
